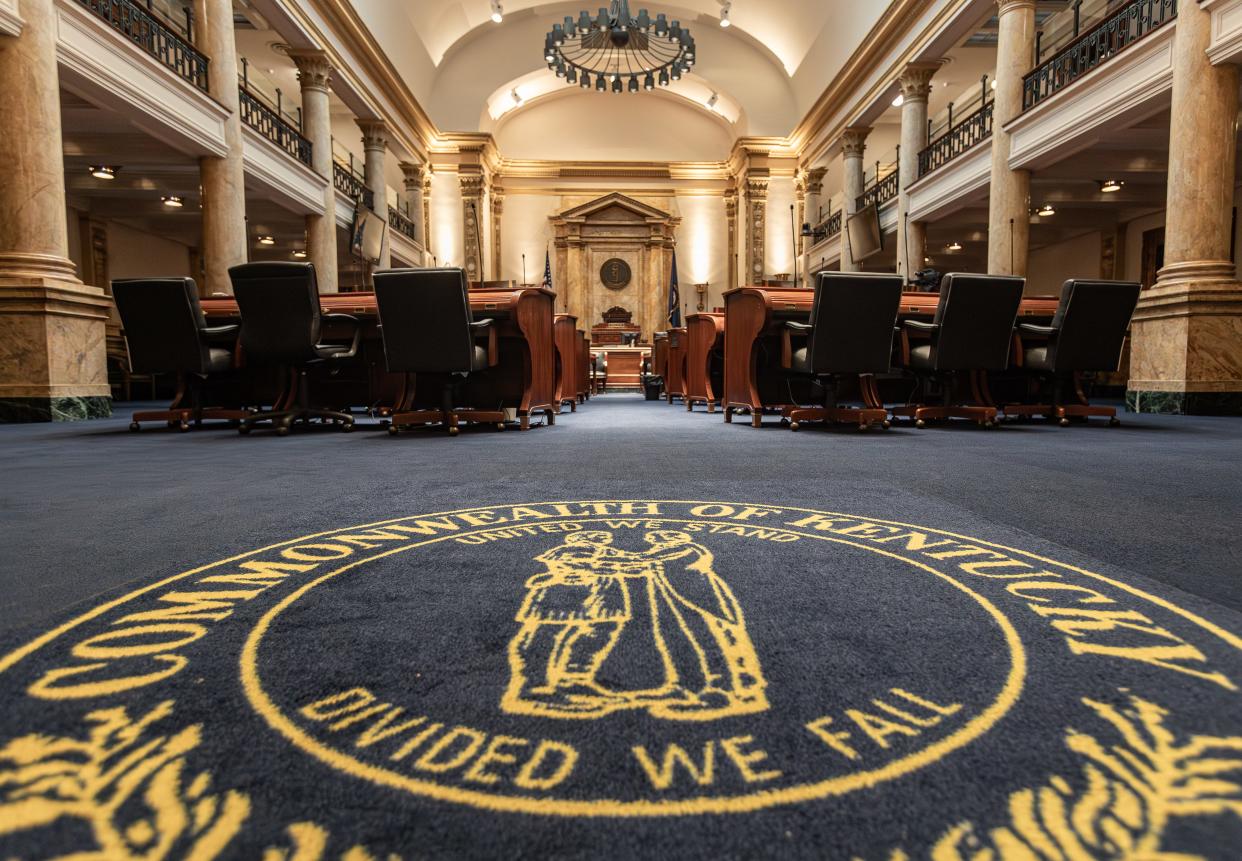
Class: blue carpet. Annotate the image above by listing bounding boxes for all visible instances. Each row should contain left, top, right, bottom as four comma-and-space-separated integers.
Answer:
1, 397, 1240, 859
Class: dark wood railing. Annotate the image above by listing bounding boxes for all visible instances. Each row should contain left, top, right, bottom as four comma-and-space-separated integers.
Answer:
333, 162, 374, 210
389, 206, 417, 240
75, 0, 208, 91
238, 86, 312, 166
1023, 0, 1177, 110
856, 170, 899, 212
918, 101, 994, 178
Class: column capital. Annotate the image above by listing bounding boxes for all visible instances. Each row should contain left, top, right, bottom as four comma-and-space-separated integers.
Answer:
460, 171, 486, 198
746, 177, 769, 198
287, 49, 333, 93
996, 0, 1036, 15
399, 161, 426, 189
355, 119, 389, 151
899, 61, 944, 104
804, 166, 828, 195
839, 126, 871, 158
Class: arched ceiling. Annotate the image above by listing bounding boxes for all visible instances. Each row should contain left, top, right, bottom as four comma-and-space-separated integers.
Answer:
348, 0, 892, 144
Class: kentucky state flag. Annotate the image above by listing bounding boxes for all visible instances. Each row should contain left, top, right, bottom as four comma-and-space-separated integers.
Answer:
668, 252, 682, 327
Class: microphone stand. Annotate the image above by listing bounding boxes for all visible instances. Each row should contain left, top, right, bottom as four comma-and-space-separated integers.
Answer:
522, 253, 527, 286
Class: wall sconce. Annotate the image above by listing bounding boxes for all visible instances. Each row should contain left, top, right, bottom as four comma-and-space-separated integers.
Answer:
695, 282, 709, 311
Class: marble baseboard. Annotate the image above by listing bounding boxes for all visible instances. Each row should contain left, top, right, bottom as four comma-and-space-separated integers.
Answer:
0, 396, 112, 423
1126, 389, 1242, 415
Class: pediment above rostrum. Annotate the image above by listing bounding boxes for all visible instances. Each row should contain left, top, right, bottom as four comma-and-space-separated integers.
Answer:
551, 193, 680, 248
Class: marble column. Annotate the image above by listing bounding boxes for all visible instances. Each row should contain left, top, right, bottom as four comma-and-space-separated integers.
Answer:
194, 0, 247, 296
356, 120, 391, 270
400, 161, 427, 252
289, 50, 337, 293
460, 171, 486, 283
803, 166, 826, 282
745, 177, 768, 284
0, 0, 111, 420
987, 0, 1034, 276
491, 187, 504, 281
840, 127, 870, 273
1128, 1, 1242, 414
897, 63, 941, 280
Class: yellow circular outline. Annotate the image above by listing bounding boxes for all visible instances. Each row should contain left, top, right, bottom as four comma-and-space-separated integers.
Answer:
240, 517, 1027, 817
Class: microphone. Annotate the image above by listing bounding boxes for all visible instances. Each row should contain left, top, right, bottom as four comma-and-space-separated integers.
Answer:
1009, 218, 1016, 274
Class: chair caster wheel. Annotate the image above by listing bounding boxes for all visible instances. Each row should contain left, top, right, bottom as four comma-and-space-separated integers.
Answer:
276, 424, 290, 437
341, 421, 354, 433
789, 421, 800, 432
238, 425, 251, 435
1109, 417, 1121, 427
496, 423, 506, 431
178, 420, 191, 433
129, 422, 140, 432
448, 426, 460, 436
858, 424, 868, 432
915, 419, 926, 429
983, 420, 995, 429
1059, 417, 1071, 427
387, 425, 399, 436
780, 418, 790, 426
882, 420, 892, 430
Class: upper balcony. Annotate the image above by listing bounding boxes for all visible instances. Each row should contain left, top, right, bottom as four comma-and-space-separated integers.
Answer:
73, 0, 207, 92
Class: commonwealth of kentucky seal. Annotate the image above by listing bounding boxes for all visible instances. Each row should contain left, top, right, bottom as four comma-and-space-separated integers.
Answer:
1, 501, 1240, 859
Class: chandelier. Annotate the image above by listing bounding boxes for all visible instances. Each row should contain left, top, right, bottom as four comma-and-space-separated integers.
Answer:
544, 0, 696, 94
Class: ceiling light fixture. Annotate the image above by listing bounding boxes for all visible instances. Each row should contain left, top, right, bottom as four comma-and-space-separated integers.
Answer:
90, 165, 118, 180
1037, 203, 1056, 217
546, 0, 695, 95
719, 0, 731, 27
1100, 179, 1124, 193
161, 195, 184, 208
892, 93, 904, 108
511, 88, 524, 106
292, 249, 307, 259
707, 92, 719, 110
258, 235, 275, 246
490, 0, 503, 24
946, 241, 963, 252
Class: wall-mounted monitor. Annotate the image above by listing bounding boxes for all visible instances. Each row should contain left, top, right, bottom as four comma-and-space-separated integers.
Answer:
847, 204, 884, 264
350, 205, 388, 264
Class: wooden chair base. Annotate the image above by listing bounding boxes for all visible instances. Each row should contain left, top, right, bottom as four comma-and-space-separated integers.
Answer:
686, 397, 718, 413
1002, 403, 1122, 427
389, 408, 508, 437
240, 407, 355, 436
891, 404, 999, 429
783, 405, 890, 431
130, 407, 251, 433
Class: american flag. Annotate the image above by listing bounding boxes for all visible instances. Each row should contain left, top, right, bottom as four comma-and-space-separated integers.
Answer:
540, 249, 553, 291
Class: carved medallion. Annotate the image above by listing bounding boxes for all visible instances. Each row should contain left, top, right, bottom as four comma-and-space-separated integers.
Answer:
600, 258, 632, 290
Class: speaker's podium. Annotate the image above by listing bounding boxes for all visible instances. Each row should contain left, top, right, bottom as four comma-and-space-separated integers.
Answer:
590, 306, 642, 346
590, 307, 647, 391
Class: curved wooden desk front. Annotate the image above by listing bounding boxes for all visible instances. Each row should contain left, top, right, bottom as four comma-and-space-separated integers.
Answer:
722, 286, 1060, 427
201, 286, 557, 430
685, 313, 725, 412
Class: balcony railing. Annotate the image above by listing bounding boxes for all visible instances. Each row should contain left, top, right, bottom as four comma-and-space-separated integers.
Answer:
75, 0, 208, 91
333, 162, 374, 210
389, 206, 417, 241
918, 101, 994, 178
823, 210, 843, 238
1023, 0, 1178, 110
856, 170, 899, 212
238, 86, 312, 166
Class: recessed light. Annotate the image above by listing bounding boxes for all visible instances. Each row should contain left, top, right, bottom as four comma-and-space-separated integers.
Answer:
1100, 179, 1124, 193
161, 195, 184, 208
292, 249, 307, 259
490, 0, 503, 23
720, 1, 731, 27
90, 166, 118, 180
1037, 204, 1055, 217
946, 241, 963, 252
258, 235, 275, 246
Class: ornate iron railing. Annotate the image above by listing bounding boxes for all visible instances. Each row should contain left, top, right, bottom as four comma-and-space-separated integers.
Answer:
918, 101, 994, 178
856, 170, 899, 212
333, 162, 374, 210
238, 86, 312, 166
822, 210, 843, 238
75, 0, 208, 91
389, 206, 417, 240
1023, 0, 1177, 110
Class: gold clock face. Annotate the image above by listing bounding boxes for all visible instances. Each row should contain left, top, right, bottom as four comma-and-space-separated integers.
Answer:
601, 258, 632, 290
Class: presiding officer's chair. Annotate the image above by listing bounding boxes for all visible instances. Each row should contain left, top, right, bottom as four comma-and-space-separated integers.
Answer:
373, 268, 504, 436
780, 271, 903, 431
1004, 279, 1141, 427
112, 277, 249, 432
892, 273, 1025, 429
228, 262, 361, 436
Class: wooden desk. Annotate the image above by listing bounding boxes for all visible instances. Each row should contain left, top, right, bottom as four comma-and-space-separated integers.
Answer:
577, 332, 591, 400
554, 314, 579, 412
651, 332, 669, 382
722, 286, 1059, 427
685, 313, 725, 412
665, 327, 688, 402
201, 286, 557, 430
598, 346, 649, 390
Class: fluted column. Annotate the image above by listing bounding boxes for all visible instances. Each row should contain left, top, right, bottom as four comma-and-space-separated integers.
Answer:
897, 63, 940, 280
1129, 1, 1242, 414
356, 120, 391, 270
840, 127, 870, 272
987, 0, 1035, 276
491, 187, 504, 281
460, 171, 486, 283
803, 167, 826, 284
0, 0, 111, 420
289, 51, 337, 293
745, 177, 768, 284
194, 0, 247, 295
400, 161, 427, 252
724, 186, 738, 291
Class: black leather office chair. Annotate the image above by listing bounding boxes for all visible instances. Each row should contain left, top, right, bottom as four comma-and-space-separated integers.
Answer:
374, 268, 504, 436
892, 272, 1025, 428
1004, 279, 1141, 427
780, 271, 903, 431
228, 262, 360, 436
112, 277, 249, 432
